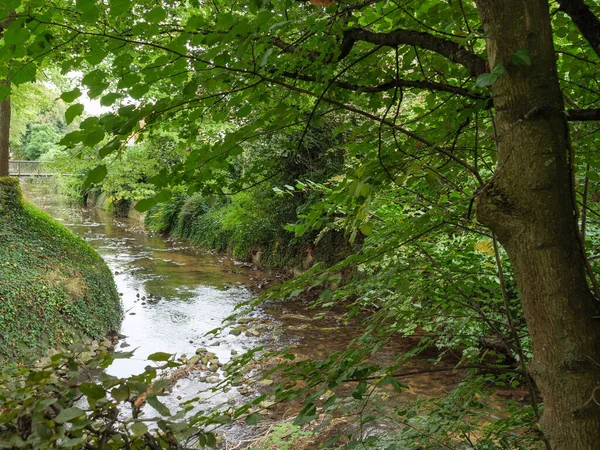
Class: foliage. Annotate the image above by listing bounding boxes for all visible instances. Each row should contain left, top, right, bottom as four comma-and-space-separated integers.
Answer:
0, 0, 599, 447
9, 83, 68, 160
0, 346, 219, 449
0, 178, 121, 361
146, 125, 348, 269
22, 122, 62, 160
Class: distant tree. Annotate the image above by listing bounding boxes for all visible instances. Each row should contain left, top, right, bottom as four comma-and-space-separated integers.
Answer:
22, 122, 61, 160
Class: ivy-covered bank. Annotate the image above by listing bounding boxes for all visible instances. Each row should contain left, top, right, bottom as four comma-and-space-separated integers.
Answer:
0, 177, 121, 361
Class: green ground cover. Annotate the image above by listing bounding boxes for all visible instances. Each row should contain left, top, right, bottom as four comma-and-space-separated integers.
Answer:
0, 177, 121, 361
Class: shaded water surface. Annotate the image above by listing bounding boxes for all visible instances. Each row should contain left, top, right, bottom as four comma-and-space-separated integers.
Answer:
22, 182, 273, 412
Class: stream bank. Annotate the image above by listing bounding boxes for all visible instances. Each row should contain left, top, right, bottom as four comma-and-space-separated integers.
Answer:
0, 177, 121, 362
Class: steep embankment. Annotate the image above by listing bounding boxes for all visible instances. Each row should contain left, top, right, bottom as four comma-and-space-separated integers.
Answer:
0, 177, 121, 361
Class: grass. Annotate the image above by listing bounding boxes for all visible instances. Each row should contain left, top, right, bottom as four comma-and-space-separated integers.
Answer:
0, 177, 122, 362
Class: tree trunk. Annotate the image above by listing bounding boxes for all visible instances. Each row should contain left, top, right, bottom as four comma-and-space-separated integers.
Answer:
0, 80, 9, 177
474, 1, 600, 448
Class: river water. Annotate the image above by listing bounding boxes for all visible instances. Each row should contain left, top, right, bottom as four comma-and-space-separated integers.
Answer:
22, 181, 276, 419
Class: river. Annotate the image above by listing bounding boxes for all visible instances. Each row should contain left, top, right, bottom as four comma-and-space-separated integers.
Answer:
21, 180, 279, 426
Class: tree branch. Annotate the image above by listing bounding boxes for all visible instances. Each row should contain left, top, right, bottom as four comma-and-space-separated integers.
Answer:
279, 70, 486, 99
339, 27, 487, 76
556, 0, 600, 59
565, 108, 600, 121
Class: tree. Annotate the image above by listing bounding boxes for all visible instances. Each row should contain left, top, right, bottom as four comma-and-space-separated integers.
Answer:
474, 1, 600, 447
0, 12, 12, 177
2, 0, 600, 447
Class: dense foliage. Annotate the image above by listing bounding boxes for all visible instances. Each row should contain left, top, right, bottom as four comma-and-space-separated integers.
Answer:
146, 125, 348, 270
9, 83, 68, 160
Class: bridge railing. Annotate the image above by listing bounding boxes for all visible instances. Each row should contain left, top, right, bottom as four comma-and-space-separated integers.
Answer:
8, 160, 56, 177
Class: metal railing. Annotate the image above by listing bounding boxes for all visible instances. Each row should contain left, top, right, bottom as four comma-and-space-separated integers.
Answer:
8, 160, 55, 177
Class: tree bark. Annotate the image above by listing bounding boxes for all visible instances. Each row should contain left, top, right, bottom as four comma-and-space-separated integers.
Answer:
474, 1, 600, 448
0, 80, 9, 177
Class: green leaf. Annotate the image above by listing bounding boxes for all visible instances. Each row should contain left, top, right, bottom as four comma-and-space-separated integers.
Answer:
131, 421, 148, 436
100, 92, 121, 106
210, 414, 232, 425
360, 222, 374, 236
135, 198, 157, 212
587, 171, 600, 182
147, 396, 171, 416
216, 13, 234, 31
146, 7, 167, 23
475, 63, 506, 88
35, 422, 54, 440
237, 104, 252, 117
61, 88, 82, 103
183, 80, 199, 96
109, 0, 132, 16
85, 165, 108, 186
65, 103, 84, 125
54, 407, 85, 424
511, 49, 532, 67
118, 73, 141, 89
111, 384, 130, 402
206, 433, 217, 447
379, 375, 408, 393
260, 48, 273, 67
3, 22, 29, 45
130, 83, 150, 99
352, 380, 367, 399
11, 63, 37, 84
80, 383, 106, 400
294, 402, 317, 426
245, 413, 263, 425
61, 437, 85, 447
82, 128, 105, 147
147, 352, 173, 361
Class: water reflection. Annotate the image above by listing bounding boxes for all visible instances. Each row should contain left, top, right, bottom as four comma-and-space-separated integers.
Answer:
23, 188, 260, 379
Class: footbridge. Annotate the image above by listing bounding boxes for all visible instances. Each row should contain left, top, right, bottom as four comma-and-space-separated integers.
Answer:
8, 160, 55, 178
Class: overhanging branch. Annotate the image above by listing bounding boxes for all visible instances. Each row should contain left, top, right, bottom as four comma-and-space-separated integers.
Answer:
566, 108, 600, 121
556, 0, 600, 59
280, 70, 486, 99
339, 28, 487, 76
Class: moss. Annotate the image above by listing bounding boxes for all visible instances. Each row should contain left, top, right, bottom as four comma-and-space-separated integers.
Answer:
0, 177, 122, 362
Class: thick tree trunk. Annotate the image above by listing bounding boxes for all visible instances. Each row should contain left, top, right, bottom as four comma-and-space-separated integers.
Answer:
0, 80, 9, 177
474, 1, 600, 448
